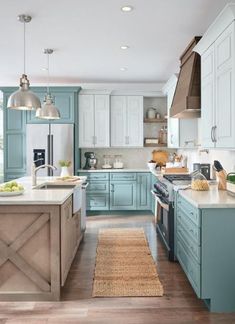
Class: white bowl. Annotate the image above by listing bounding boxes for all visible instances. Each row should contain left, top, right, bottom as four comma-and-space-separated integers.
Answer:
147, 162, 157, 170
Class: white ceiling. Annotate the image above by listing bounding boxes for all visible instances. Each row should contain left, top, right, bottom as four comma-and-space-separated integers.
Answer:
0, 0, 234, 85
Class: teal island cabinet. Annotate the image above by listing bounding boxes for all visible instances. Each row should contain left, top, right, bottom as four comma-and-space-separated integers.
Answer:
1, 87, 81, 181
78, 171, 151, 212
175, 188, 235, 312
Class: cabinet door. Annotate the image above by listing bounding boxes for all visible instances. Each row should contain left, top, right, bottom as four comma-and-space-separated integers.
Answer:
215, 24, 234, 148
79, 95, 95, 148
110, 181, 136, 210
94, 95, 110, 147
201, 45, 216, 148
27, 91, 75, 124
137, 173, 151, 210
4, 93, 26, 181
111, 96, 126, 146
126, 96, 143, 147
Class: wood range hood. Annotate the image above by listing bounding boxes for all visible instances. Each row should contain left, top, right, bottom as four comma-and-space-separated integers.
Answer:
170, 37, 202, 118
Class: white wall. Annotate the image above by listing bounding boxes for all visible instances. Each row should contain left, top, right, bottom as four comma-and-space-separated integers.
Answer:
177, 148, 235, 175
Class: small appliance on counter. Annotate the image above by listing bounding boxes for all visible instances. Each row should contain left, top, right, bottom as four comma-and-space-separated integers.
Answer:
227, 173, 235, 196
83, 152, 98, 170
193, 163, 211, 180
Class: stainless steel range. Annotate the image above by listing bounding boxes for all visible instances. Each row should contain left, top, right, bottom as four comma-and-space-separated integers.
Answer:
152, 174, 191, 261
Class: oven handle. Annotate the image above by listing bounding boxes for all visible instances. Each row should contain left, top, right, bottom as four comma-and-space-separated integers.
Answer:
151, 190, 169, 212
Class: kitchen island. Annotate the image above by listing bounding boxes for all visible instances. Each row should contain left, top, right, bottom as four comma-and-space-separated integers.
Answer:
0, 176, 85, 301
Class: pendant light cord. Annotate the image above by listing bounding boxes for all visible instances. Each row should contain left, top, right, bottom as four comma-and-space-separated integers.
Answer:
47, 52, 50, 94
23, 20, 26, 74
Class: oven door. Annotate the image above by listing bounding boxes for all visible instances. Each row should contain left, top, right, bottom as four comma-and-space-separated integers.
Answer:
151, 190, 170, 244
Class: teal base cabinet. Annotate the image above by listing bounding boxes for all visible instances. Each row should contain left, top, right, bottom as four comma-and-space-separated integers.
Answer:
110, 181, 136, 210
150, 174, 156, 214
79, 172, 151, 212
137, 173, 151, 210
175, 192, 235, 312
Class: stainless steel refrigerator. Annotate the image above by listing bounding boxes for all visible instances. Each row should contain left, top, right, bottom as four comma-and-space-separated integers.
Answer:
26, 124, 74, 177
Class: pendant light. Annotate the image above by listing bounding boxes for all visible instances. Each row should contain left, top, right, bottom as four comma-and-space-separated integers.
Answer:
36, 49, 60, 120
7, 14, 41, 111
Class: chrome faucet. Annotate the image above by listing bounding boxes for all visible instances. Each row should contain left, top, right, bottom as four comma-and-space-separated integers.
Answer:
32, 162, 57, 186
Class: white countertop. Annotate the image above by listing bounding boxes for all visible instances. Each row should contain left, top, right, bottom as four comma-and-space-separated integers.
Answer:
178, 184, 235, 208
0, 176, 86, 205
78, 168, 151, 173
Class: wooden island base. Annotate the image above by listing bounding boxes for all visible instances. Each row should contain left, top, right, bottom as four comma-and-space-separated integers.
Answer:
0, 196, 82, 301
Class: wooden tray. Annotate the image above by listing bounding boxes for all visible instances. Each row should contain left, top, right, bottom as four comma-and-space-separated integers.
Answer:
161, 167, 189, 174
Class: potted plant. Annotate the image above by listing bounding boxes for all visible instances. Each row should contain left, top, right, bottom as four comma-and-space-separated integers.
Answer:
59, 160, 71, 177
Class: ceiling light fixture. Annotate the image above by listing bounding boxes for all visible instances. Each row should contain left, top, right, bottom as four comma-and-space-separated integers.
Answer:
7, 14, 41, 111
36, 49, 60, 120
120, 67, 128, 71
121, 5, 133, 12
120, 45, 129, 50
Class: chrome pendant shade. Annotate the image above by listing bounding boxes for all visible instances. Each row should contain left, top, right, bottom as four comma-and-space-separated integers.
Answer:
7, 74, 41, 110
36, 93, 60, 120
7, 15, 41, 111
36, 49, 60, 120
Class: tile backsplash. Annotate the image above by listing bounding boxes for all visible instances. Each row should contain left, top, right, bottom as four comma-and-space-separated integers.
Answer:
177, 149, 235, 174
80, 148, 174, 169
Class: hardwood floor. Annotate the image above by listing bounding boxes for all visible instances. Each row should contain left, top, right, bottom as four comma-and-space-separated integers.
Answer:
0, 214, 235, 323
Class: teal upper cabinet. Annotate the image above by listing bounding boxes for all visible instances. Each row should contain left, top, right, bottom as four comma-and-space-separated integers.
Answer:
137, 173, 151, 210
194, 6, 235, 148
26, 87, 80, 124
111, 96, 143, 147
1, 90, 26, 181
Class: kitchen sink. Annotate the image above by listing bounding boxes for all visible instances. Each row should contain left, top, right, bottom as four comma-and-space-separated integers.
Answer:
37, 184, 76, 190
35, 183, 82, 213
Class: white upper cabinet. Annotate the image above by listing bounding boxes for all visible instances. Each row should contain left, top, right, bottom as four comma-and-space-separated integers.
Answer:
79, 94, 110, 148
111, 96, 143, 147
163, 75, 198, 148
215, 24, 234, 147
79, 95, 95, 148
126, 96, 143, 147
194, 4, 235, 148
94, 95, 110, 147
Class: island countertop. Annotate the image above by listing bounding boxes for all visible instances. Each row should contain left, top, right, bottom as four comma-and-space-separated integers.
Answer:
0, 176, 86, 205
177, 184, 235, 208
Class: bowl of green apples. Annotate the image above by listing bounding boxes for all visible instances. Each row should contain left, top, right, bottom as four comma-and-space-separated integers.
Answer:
0, 181, 25, 196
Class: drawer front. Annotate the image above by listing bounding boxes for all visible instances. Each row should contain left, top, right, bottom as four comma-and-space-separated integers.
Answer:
80, 172, 109, 181
177, 206, 201, 245
110, 173, 136, 181
177, 194, 200, 227
86, 194, 109, 210
87, 181, 109, 193
177, 221, 201, 263
177, 239, 201, 298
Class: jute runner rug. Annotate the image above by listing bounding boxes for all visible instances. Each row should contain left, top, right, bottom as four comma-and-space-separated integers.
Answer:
92, 228, 164, 297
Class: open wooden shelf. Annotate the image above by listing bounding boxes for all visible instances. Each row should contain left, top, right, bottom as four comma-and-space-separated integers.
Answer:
144, 118, 167, 123
144, 143, 167, 147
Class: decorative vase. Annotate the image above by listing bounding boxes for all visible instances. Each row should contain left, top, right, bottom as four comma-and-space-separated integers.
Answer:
60, 166, 70, 177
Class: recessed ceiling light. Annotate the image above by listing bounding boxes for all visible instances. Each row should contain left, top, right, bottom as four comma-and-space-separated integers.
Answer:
41, 67, 48, 71
121, 5, 133, 12
120, 45, 129, 50
120, 67, 128, 71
